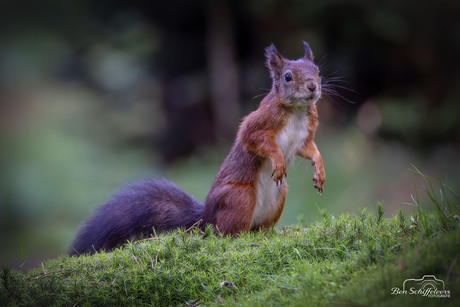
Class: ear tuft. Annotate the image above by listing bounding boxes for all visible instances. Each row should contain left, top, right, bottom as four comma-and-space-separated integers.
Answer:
265, 44, 285, 78
303, 41, 314, 62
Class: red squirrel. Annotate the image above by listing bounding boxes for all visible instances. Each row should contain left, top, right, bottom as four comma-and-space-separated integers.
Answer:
69, 42, 326, 255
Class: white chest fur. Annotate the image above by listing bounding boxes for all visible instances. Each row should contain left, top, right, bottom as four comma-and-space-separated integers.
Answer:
251, 112, 310, 228
275, 112, 310, 164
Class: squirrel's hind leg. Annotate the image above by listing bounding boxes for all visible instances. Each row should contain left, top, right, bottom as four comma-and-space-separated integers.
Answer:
206, 184, 257, 236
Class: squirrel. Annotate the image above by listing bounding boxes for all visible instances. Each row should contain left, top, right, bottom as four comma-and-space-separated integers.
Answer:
69, 42, 326, 256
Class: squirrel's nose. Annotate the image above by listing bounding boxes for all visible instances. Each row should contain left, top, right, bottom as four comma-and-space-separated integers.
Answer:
306, 80, 317, 92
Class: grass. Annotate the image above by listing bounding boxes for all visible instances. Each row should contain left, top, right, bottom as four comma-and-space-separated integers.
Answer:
1, 170, 459, 306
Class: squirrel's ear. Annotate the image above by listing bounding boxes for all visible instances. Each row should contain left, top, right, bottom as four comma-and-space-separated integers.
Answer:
303, 41, 314, 62
265, 44, 285, 77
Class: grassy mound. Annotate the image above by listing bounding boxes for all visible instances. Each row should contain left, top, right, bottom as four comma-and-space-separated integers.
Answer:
2, 170, 459, 306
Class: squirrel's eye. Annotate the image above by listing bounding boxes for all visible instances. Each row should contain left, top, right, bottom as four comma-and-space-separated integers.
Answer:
284, 73, 292, 82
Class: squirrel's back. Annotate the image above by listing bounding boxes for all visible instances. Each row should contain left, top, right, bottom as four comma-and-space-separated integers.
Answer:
69, 179, 203, 255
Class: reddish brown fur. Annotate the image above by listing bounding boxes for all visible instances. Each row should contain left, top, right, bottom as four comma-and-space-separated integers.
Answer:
299, 104, 326, 191
203, 42, 326, 236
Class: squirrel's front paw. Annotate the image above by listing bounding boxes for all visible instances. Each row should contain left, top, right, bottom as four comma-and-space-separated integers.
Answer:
312, 168, 326, 194
271, 161, 287, 186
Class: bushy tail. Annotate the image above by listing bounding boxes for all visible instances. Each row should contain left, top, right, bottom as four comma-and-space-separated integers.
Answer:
69, 178, 203, 256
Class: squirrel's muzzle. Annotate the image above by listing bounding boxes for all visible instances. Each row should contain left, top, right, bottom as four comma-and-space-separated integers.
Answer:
306, 80, 317, 92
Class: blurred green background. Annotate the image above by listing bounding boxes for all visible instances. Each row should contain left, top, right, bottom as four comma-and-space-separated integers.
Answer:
1, 0, 459, 268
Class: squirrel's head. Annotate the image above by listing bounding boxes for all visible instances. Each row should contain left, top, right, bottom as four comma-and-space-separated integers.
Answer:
265, 42, 321, 107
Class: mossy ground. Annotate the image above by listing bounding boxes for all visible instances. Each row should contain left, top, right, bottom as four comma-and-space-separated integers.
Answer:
1, 171, 459, 306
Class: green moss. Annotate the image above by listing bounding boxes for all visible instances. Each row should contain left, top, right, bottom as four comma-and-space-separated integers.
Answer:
2, 173, 459, 306
1, 209, 458, 306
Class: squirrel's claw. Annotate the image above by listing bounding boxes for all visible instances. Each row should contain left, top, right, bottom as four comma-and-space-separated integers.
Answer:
314, 183, 324, 195
271, 161, 287, 186
274, 174, 285, 187
312, 172, 325, 194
